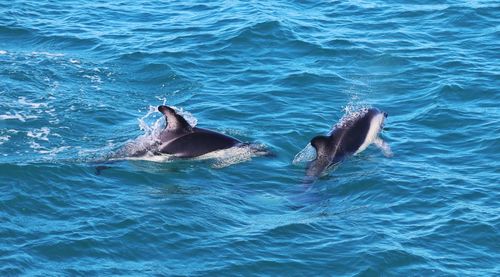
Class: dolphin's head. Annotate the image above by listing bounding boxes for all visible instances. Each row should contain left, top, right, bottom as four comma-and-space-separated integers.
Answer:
376, 109, 388, 129
365, 108, 387, 129
382, 111, 388, 128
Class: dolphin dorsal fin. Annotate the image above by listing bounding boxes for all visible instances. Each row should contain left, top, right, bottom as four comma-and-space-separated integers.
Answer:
158, 105, 192, 132
310, 135, 330, 158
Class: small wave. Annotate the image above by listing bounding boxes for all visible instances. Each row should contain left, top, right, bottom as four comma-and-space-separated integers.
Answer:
0, 135, 10, 145
436, 83, 477, 102
38, 146, 71, 155
32, 34, 101, 51
82, 74, 102, 84
0, 112, 38, 122
18, 97, 48, 109
30, 51, 65, 57
226, 20, 311, 52
233, 20, 286, 40
27, 127, 51, 141
115, 51, 151, 62
0, 25, 33, 36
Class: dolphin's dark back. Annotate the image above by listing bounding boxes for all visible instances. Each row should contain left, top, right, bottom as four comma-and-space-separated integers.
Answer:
156, 105, 242, 158
160, 128, 240, 158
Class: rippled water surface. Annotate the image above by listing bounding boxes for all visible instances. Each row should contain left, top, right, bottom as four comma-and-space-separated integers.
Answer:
1, 1, 499, 275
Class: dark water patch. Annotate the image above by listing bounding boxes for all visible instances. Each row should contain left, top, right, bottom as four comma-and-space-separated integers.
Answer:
0, 25, 34, 37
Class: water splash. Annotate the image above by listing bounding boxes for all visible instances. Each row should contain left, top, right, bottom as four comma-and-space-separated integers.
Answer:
333, 107, 370, 130
117, 104, 198, 157
293, 143, 316, 165
202, 144, 269, 169
172, 106, 198, 127
113, 105, 167, 158
373, 137, 393, 157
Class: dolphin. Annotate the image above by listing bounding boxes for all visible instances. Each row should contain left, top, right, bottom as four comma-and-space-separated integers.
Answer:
156, 105, 243, 158
305, 107, 391, 182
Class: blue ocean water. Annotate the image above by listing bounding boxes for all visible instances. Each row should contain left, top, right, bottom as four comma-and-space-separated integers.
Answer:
1, 0, 499, 275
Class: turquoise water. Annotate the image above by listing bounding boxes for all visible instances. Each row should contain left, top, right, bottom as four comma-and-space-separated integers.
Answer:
1, 0, 499, 275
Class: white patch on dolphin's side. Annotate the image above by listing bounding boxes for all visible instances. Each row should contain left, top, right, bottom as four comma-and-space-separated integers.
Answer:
120, 144, 267, 169
354, 112, 385, 155
120, 153, 176, 163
